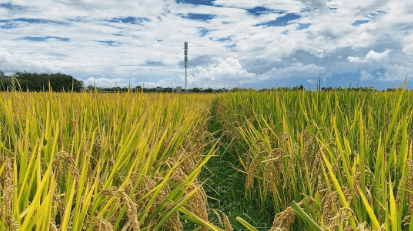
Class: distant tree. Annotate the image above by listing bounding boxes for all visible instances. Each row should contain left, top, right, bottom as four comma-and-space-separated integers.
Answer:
214, 88, 227, 92
0, 71, 10, 91
12, 71, 83, 92
145, 88, 156, 93
9, 72, 83, 92
203, 88, 213, 93
163, 87, 173, 93
49, 73, 83, 92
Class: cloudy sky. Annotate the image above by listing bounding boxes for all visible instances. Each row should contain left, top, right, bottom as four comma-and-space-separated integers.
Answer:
0, 0, 412, 89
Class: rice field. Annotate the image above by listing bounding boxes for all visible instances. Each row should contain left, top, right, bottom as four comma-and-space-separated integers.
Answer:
0, 90, 219, 230
1, 83, 413, 230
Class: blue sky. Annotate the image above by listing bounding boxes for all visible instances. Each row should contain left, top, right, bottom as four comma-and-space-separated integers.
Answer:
0, 0, 413, 89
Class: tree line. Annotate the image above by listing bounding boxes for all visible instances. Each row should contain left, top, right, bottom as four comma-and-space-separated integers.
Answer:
0, 71, 83, 92
0, 70, 400, 93
88, 86, 225, 93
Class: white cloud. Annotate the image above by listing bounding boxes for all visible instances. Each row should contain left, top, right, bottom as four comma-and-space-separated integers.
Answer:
0, 48, 64, 73
348, 56, 363, 62
402, 44, 413, 55
0, 0, 412, 89
307, 79, 316, 84
360, 69, 374, 81
189, 57, 255, 87
365, 49, 391, 61
348, 49, 391, 63
258, 63, 325, 80
380, 63, 413, 81
212, 0, 304, 12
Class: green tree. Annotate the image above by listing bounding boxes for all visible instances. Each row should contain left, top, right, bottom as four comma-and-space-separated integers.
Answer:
12, 71, 83, 92
0, 71, 11, 91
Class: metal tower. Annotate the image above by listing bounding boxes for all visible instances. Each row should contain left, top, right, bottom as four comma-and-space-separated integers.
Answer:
184, 42, 188, 92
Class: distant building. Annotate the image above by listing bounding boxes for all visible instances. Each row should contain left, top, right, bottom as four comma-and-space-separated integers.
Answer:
176, 86, 182, 93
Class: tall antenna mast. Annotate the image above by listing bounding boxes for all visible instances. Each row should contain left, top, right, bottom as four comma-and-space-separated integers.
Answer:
184, 41, 188, 92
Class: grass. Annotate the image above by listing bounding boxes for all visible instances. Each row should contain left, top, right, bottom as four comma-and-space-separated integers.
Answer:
200, 100, 274, 230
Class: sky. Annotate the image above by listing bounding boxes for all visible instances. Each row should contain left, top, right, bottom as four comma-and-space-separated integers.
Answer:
0, 0, 413, 90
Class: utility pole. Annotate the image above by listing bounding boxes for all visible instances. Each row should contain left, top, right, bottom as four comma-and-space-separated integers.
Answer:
184, 42, 188, 92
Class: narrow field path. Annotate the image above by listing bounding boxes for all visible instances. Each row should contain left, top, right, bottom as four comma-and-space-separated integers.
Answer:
198, 100, 274, 231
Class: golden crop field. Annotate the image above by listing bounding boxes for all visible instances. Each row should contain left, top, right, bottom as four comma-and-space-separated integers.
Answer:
1, 84, 413, 231
0, 91, 220, 230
